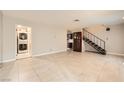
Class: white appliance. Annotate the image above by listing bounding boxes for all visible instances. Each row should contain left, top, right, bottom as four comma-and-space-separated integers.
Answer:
16, 26, 32, 59
17, 31, 28, 54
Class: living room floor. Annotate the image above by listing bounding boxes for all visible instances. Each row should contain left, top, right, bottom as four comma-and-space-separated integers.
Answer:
0, 51, 124, 82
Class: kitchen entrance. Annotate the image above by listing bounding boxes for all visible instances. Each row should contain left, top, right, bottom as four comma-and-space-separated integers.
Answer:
67, 31, 82, 52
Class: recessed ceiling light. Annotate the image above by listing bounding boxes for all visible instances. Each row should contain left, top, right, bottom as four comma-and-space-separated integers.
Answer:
122, 17, 124, 19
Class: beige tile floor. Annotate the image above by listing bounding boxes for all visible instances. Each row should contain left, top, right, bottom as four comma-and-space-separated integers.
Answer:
0, 51, 124, 82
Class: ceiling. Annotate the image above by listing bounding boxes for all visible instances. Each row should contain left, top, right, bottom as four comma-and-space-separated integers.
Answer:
2, 10, 124, 30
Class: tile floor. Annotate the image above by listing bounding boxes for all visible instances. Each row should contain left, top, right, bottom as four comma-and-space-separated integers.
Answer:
0, 51, 124, 82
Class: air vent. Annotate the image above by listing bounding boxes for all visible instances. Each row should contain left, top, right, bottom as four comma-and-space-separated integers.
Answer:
106, 27, 110, 31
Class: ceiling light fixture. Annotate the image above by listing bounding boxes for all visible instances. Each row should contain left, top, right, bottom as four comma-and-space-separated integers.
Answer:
122, 17, 124, 19
74, 19, 80, 22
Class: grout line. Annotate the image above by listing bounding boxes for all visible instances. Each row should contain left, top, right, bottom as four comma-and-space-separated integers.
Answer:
31, 62, 42, 82
15, 61, 20, 82
95, 61, 107, 82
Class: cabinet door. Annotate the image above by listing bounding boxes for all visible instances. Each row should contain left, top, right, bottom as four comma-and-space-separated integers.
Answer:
73, 32, 82, 52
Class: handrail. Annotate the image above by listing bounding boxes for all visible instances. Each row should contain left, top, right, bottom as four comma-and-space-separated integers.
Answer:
83, 29, 105, 50
83, 30, 105, 43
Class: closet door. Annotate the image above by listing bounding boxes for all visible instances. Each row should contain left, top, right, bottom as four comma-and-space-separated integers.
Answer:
73, 32, 82, 52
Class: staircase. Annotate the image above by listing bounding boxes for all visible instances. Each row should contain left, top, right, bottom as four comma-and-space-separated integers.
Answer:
83, 30, 106, 55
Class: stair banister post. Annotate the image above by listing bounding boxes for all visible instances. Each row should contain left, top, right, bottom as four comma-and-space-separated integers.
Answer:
104, 42, 105, 50
94, 36, 95, 43
87, 33, 89, 39
100, 40, 101, 48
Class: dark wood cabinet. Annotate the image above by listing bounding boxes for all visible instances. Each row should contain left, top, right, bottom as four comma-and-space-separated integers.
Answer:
73, 32, 82, 52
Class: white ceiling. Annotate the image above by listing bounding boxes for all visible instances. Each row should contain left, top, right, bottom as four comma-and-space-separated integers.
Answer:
2, 10, 124, 30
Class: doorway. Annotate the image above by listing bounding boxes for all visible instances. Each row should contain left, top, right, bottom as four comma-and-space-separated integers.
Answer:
67, 31, 73, 50
16, 25, 32, 59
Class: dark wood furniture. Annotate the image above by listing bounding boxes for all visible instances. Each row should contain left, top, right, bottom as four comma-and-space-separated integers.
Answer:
73, 32, 82, 52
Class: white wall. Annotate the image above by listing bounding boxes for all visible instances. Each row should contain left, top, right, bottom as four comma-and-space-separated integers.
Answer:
0, 11, 2, 62
2, 15, 66, 62
107, 24, 124, 54
32, 24, 67, 55
86, 24, 124, 54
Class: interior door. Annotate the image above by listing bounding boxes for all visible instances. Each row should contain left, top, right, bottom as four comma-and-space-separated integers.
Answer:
73, 32, 82, 52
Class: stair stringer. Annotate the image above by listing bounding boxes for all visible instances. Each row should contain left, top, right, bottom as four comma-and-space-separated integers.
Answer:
84, 41, 98, 53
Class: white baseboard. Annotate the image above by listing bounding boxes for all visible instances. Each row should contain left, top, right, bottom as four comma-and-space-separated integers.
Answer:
1, 50, 66, 63
33, 49, 66, 57
107, 52, 124, 56
2, 58, 16, 63
1, 51, 123, 63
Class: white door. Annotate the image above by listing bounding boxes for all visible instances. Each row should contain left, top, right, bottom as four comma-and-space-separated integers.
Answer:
16, 26, 32, 59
